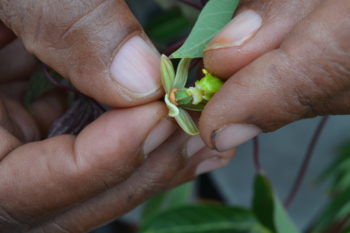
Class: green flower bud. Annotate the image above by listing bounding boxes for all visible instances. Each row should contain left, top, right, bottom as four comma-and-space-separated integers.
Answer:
195, 69, 224, 101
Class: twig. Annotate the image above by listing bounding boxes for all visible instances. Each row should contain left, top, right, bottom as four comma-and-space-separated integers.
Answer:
176, 0, 203, 10
253, 136, 263, 174
284, 116, 329, 208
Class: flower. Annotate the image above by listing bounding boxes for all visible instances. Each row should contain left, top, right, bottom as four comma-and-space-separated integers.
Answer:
160, 55, 223, 136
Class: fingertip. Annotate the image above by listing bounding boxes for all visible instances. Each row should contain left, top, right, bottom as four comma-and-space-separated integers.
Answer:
203, 10, 263, 78
110, 36, 162, 99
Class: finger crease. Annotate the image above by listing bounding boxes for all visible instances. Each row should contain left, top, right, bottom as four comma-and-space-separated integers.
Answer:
59, 0, 110, 40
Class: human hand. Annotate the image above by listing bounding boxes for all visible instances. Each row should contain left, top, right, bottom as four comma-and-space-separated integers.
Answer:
200, 0, 350, 152
0, 1, 235, 232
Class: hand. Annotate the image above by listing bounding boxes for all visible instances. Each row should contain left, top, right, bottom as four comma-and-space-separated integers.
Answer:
0, 1, 235, 232
200, 0, 350, 152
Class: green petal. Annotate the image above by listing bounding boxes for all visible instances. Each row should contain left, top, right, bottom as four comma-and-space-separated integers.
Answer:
160, 55, 175, 93
175, 108, 199, 136
165, 94, 179, 117
173, 58, 192, 89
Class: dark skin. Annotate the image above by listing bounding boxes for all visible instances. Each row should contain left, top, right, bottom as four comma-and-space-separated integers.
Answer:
0, 0, 349, 232
0, 1, 234, 232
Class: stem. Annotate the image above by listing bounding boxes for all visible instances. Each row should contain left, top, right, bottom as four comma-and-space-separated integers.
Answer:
176, 0, 202, 10
253, 136, 263, 174
284, 116, 329, 208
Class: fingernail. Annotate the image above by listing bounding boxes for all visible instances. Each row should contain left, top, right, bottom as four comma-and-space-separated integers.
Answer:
185, 135, 205, 158
213, 124, 261, 152
111, 36, 161, 96
143, 119, 177, 156
206, 10, 262, 50
195, 157, 225, 175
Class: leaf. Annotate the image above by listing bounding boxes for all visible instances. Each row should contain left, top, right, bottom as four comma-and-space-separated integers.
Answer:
153, 0, 199, 23
311, 186, 350, 233
175, 108, 199, 136
252, 174, 300, 233
312, 141, 350, 232
171, 0, 240, 58
161, 55, 176, 93
142, 192, 168, 224
140, 204, 272, 233
173, 58, 192, 89
145, 7, 192, 45
166, 182, 192, 209
141, 183, 193, 225
252, 175, 275, 231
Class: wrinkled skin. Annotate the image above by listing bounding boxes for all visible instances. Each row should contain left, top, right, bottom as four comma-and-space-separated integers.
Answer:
200, 0, 350, 149
1, 0, 350, 232
0, 1, 234, 232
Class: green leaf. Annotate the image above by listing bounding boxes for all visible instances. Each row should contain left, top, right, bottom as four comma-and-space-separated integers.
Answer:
145, 8, 192, 45
173, 58, 192, 89
166, 182, 192, 209
142, 192, 168, 224
140, 204, 272, 233
161, 55, 176, 93
141, 183, 193, 225
312, 141, 350, 232
171, 0, 240, 58
253, 175, 275, 231
175, 108, 199, 136
252, 174, 300, 233
311, 186, 350, 233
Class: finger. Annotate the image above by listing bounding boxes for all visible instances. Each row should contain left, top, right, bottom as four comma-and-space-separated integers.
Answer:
0, 21, 16, 48
0, 102, 174, 231
0, 39, 37, 83
0, 0, 162, 107
35, 132, 233, 232
0, 87, 66, 140
171, 145, 236, 187
204, 0, 321, 78
0, 95, 40, 142
200, 0, 350, 152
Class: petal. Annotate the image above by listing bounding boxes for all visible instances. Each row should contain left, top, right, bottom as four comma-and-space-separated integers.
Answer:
160, 55, 175, 93
173, 58, 192, 89
175, 108, 199, 136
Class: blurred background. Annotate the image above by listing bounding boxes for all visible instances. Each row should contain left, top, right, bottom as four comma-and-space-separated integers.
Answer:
89, 1, 350, 232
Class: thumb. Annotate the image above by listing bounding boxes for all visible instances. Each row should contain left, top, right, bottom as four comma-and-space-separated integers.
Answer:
199, 0, 350, 152
0, 0, 162, 107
